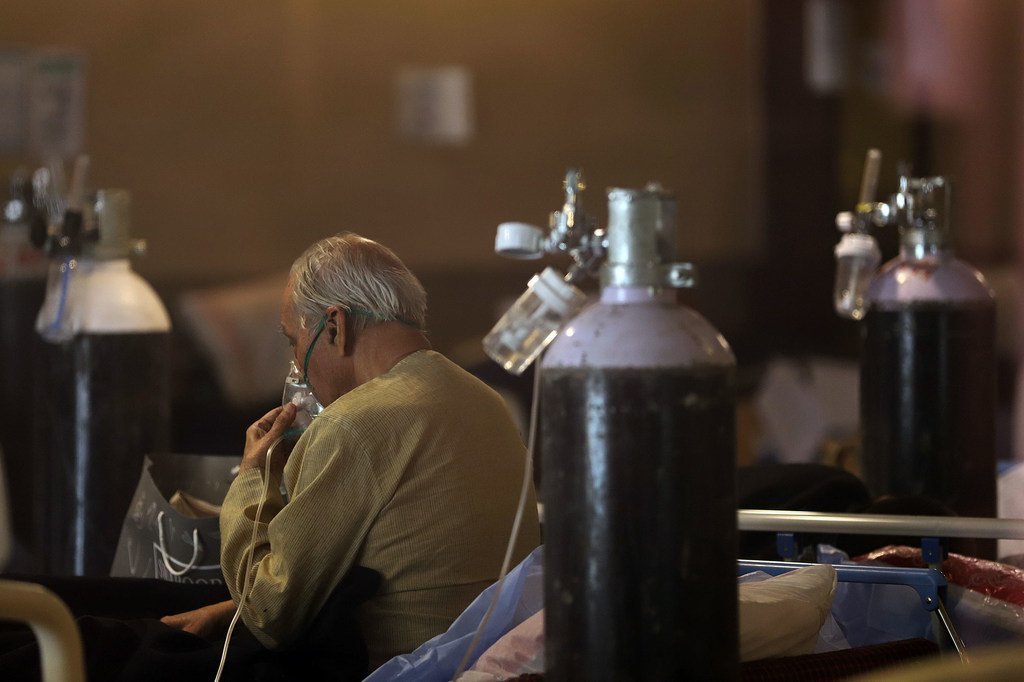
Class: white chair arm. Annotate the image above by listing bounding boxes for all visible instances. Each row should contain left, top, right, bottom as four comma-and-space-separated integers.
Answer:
0, 579, 85, 682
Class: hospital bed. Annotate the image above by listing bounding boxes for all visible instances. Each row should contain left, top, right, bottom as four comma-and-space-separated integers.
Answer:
736, 509, 1024, 670
413, 509, 1024, 681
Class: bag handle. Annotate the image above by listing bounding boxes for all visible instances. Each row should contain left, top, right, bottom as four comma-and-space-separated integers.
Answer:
156, 511, 202, 576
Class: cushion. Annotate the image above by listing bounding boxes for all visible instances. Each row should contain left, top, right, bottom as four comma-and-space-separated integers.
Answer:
740, 564, 837, 661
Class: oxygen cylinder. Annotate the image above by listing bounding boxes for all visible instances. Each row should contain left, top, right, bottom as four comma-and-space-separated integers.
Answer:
540, 186, 737, 680
35, 189, 172, 576
0, 173, 47, 556
860, 176, 996, 522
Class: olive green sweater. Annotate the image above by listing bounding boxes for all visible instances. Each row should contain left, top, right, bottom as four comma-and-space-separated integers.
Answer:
220, 350, 540, 668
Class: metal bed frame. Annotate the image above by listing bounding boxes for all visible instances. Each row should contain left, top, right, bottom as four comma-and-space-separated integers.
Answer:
737, 510, 1024, 664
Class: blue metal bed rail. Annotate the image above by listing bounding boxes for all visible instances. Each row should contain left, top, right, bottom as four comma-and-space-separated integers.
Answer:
732, 509, 1024, 664
738, 560, 947, 613
737, 559, 966, 661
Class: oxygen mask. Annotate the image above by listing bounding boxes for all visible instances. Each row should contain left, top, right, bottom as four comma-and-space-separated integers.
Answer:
282, 360, 324, 434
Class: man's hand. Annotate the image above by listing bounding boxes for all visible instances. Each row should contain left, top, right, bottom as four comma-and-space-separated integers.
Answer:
160, 599, 238, 640
240, 403, 297, 473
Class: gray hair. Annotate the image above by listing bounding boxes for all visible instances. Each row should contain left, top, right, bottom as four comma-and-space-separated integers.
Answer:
289, 232, 427, 334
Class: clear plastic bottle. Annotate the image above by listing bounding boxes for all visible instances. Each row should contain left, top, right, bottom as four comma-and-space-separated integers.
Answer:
833, 231, 881, 320
482, 266, 587, 375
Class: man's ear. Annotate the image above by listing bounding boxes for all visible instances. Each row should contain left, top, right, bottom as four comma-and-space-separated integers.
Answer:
324, 306, 347, 354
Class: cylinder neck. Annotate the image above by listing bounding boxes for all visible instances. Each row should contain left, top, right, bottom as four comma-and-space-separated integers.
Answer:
90, 189, 133, 260
900, 227, 947, 261
893, 174, 951, 261
600, 184, 677, 289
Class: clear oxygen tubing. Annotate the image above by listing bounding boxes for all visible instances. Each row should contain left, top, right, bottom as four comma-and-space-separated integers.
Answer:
214, 434, 286, 682
452, 357, 542, 680
42, 257, 74, 337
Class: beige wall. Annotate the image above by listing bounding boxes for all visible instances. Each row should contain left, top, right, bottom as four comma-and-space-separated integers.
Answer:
2, 0, 764, 284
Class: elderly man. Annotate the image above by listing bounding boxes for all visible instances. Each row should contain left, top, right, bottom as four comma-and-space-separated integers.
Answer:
166, 232, 540, 673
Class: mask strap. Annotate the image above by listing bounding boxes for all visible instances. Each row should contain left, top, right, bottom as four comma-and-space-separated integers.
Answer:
346, 306, 420, 329
302, 316, 327, 383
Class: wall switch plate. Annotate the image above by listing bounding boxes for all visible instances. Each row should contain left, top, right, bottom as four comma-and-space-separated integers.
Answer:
396, 66, 474, 145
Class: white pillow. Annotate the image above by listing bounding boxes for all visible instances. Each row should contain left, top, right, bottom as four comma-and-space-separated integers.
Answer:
740, 564, 837, 661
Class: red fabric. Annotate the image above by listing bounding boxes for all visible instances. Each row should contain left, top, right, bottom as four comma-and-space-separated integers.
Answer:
855, 545, 1024, 607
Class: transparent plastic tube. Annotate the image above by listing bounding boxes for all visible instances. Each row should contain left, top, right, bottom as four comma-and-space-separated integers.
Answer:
36, 256, 79, 343
452, 350, 542, 679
